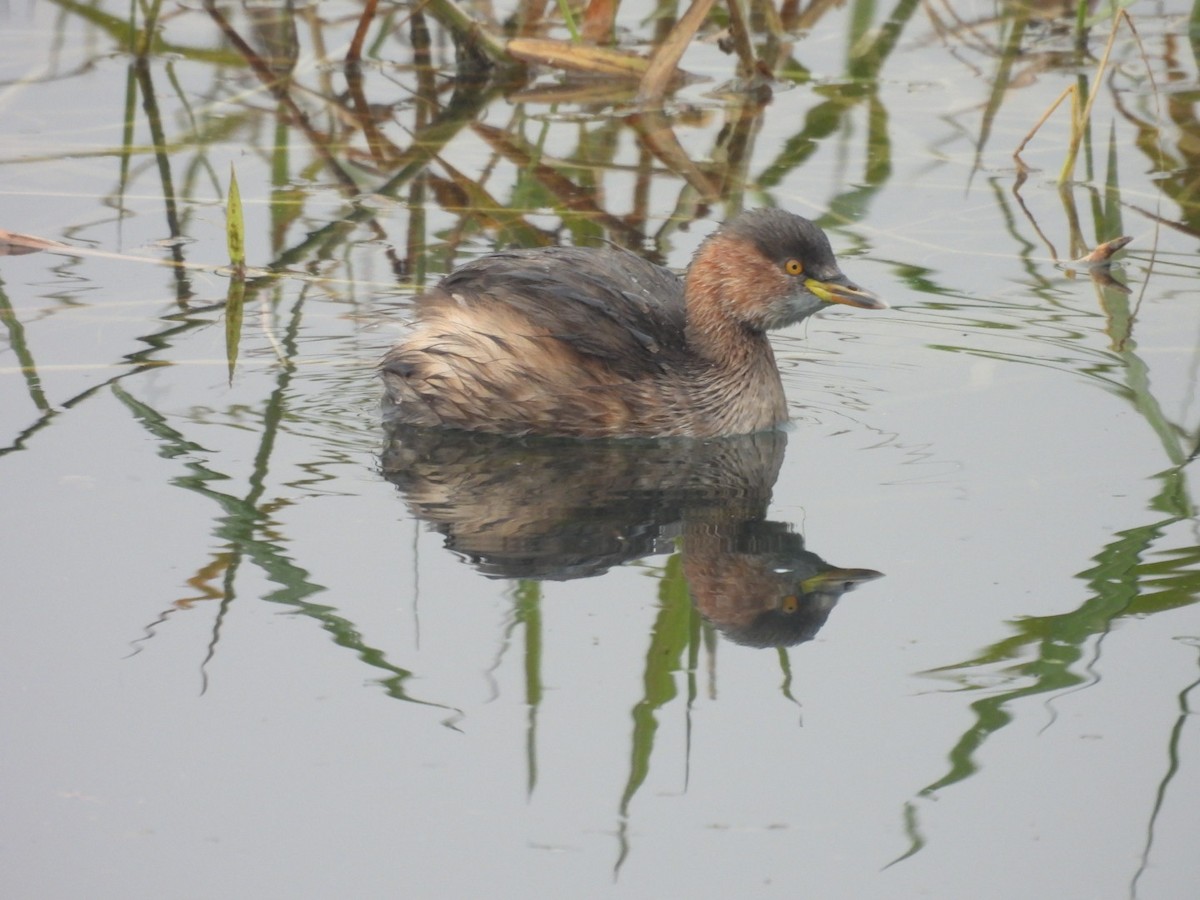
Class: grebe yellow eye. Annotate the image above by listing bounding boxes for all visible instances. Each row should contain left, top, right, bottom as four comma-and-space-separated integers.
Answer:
781, 595, 799, 613
784, 259, 804, 276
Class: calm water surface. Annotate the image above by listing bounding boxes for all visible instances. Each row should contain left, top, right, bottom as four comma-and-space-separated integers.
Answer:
3, 1, 1199, 897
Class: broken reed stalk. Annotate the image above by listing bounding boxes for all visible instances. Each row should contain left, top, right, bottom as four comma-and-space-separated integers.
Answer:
1013, 84, 1074, 175
424, 0, 726, 100
1059, 9, 1124, 183
506, 38, 652, 78
1013, 10, 1128, 184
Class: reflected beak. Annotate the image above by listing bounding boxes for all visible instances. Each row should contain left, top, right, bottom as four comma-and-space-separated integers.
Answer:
805, 276, 887, 310
799, 567, 885, 595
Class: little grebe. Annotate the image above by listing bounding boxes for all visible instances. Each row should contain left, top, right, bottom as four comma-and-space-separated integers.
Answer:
381, 209, 885, 438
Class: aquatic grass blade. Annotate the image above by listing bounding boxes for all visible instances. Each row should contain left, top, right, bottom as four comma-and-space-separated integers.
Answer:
554, 0, 581, 42
224, 163, 246, 382
226, 163, 246, 271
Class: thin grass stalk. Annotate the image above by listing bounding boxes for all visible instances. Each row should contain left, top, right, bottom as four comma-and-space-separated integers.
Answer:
554, 0, 582, 41
1059, 10, 1123, 183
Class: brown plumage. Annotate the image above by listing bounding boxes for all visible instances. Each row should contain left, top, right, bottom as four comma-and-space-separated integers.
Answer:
381, 209, 884, 438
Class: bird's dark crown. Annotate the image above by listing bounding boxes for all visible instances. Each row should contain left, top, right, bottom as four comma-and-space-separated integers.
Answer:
720, 208, 840, 281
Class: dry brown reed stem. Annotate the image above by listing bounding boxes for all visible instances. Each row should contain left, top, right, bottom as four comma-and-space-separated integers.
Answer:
582, 0, 619, 43
1059, 10, 1125, 183
1012, 10, 1129, 183
1013, 83, 1073, 176
725, 0, 759, 79
506, 37, 652, 78
631, 111, 723, 201
346, 0, 377, 64
638, 0, 717, 102
201, 0, 362, 196
787, 0, 844, 33
750, 0, 785, 38
469, 123, 651, 243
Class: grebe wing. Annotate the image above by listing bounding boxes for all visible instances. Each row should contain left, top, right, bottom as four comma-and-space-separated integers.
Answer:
429, 245, 688, 379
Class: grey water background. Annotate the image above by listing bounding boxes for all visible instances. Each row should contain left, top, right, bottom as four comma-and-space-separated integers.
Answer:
3, 1, 1200, 897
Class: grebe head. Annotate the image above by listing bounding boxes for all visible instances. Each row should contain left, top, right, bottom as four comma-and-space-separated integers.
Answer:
685, 209, 885, 338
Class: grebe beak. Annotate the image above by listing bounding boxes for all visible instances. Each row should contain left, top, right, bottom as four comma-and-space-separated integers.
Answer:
805, 276, 887, 310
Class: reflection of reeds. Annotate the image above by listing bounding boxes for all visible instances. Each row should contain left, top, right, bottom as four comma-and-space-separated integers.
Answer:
131, 57, 192, 302
24, 0, 909, 288
7, 3, 1199, 877
894, 466, 1200, 867
615, 554, 706, 875
420, 0, 721, 101
877, 4, 1200, 866
1130, 642, 1200, 896
0, 283, 50, 413
512, 580, 543, 794
112, 320, 461, 717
